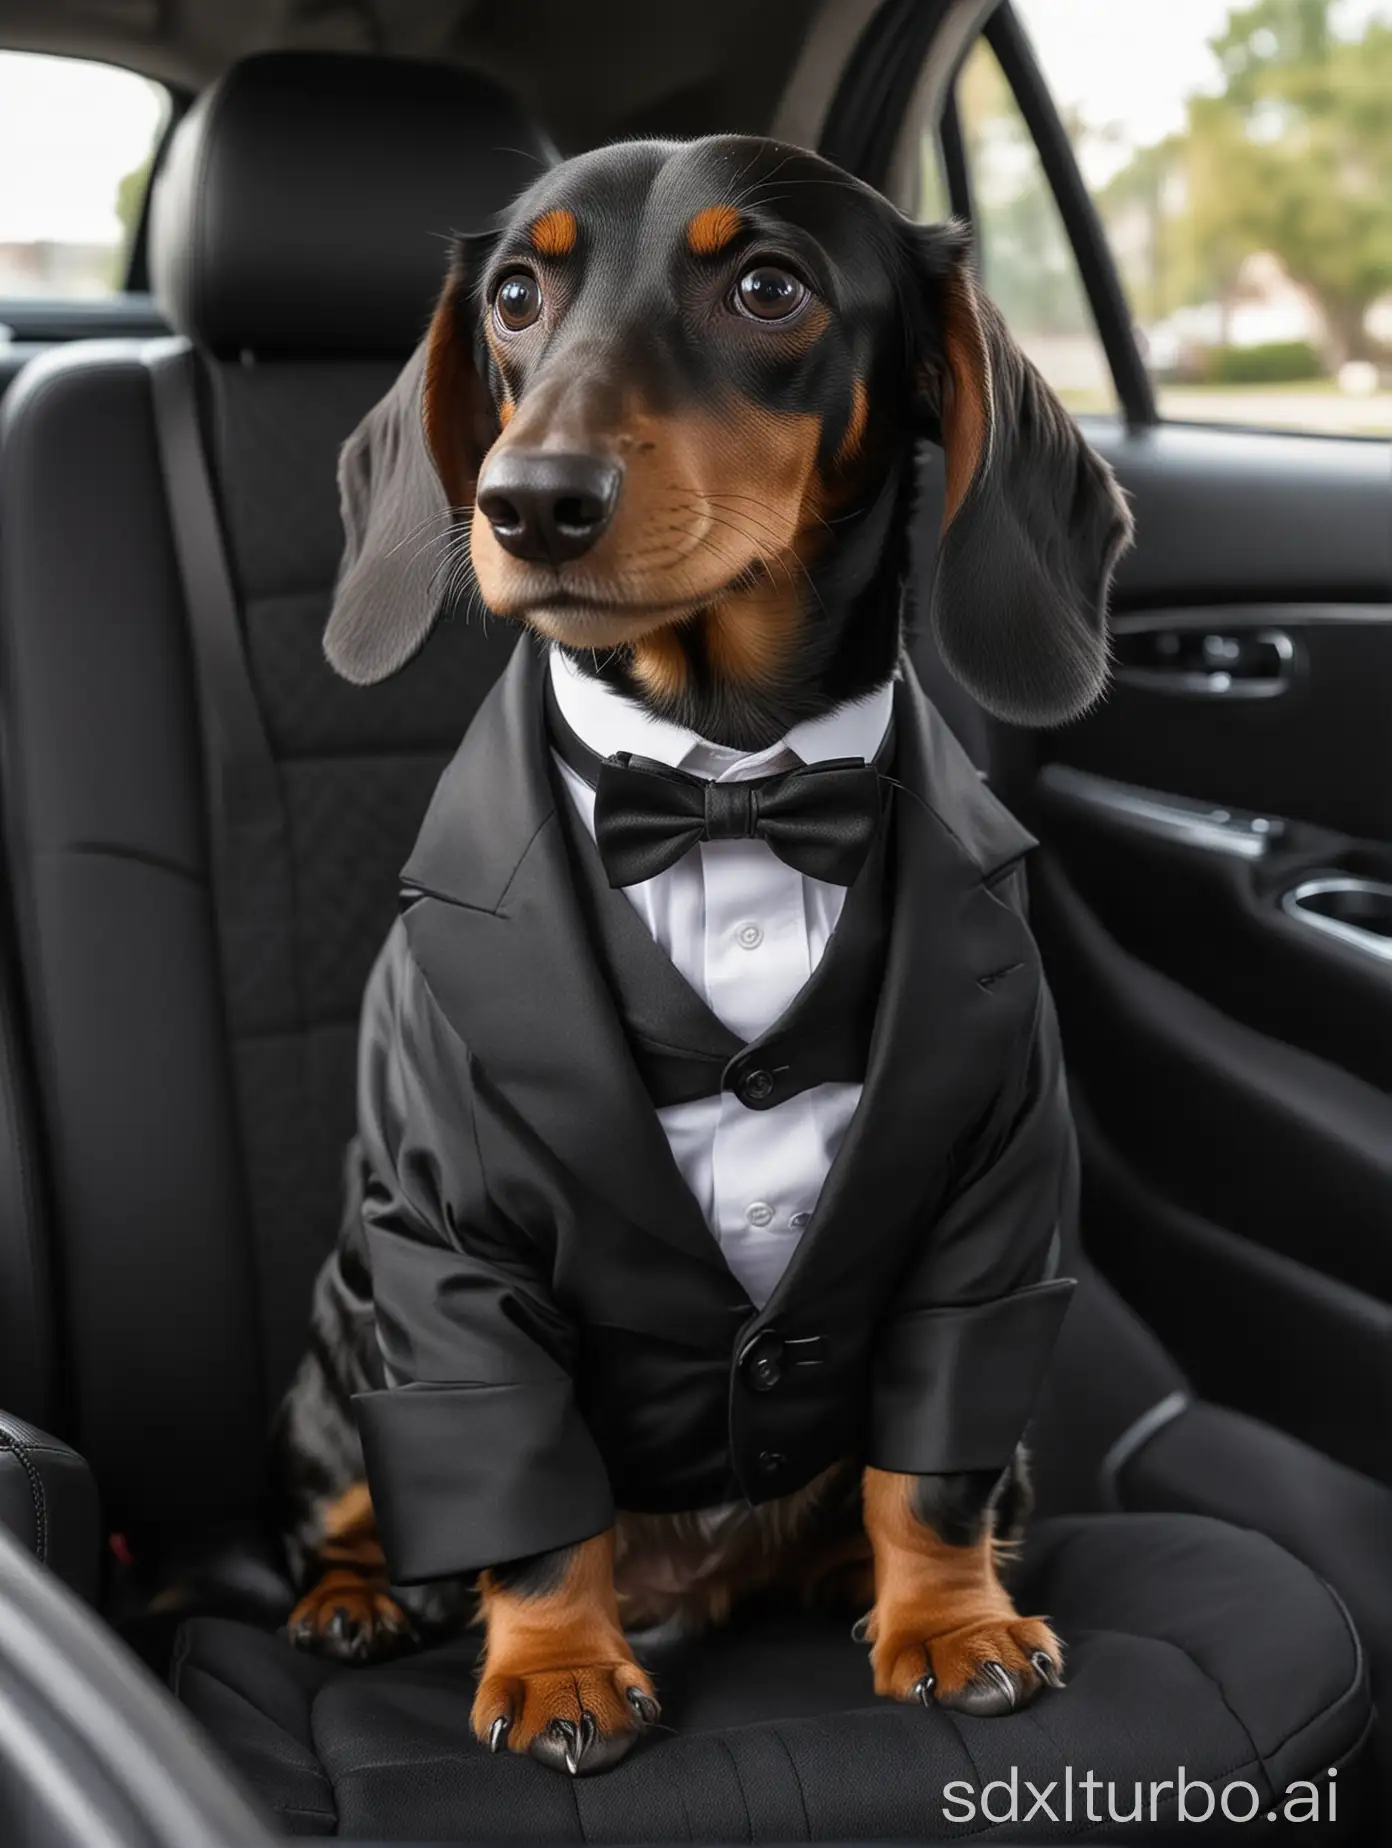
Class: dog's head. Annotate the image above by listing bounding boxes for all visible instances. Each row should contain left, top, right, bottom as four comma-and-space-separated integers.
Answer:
325, 134, 1131, 737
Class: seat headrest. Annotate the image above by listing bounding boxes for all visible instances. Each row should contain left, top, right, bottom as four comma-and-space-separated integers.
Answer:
150, 51, 552, 357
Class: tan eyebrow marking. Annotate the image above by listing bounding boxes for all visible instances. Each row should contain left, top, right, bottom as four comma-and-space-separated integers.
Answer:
686, 204, 742, 256
529, 208, 577, 257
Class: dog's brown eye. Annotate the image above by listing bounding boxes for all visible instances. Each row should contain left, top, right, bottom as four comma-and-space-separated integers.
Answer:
734, 266, 808, 322
495, 271, 542, 331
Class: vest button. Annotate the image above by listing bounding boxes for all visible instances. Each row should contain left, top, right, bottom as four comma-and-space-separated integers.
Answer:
740, 1333, 784, 1392
740, 1068, 774, 1105
757, 1450, 787, 1478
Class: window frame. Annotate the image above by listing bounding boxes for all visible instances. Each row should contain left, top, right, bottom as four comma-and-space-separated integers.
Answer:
980, 4, 1156, 427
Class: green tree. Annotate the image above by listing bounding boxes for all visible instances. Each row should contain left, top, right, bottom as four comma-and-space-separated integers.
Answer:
1104, 0, 1392, 363
110, 154, 152, 287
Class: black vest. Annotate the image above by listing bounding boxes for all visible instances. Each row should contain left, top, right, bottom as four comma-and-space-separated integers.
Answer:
552, 761, 893, 1116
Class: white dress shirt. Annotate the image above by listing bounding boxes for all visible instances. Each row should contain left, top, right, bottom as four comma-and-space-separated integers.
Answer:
549, 647, 895, 1309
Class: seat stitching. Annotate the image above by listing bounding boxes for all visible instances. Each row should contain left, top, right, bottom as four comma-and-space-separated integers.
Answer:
1255, 1576, 1365, 1763
713, 1733, 754, 1844
0, 1434, 47, 1564
177, 1653, 334, 1806
1114, 1577, 1367, 1783
768, 1724, 812, 1841
674, 1751, 695, 1841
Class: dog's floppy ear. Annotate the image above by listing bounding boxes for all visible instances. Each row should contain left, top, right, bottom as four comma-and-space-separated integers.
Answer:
324, 232, 499, 685
907, 222, 1133, 727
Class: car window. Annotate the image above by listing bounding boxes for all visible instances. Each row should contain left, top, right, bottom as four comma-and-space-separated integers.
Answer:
948, 37, 1118, 417
1013, 0, 1392, 436
0, 51, 169, 302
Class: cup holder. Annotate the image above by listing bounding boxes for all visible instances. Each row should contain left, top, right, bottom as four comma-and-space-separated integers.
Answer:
1281, 875, 1392, 963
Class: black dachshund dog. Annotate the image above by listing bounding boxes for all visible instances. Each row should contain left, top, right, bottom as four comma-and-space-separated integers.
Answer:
274, 132, 1131, 1776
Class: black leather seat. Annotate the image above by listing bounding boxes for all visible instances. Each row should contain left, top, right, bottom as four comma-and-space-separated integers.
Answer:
176, 1514, 1366, 1840
0, 49, 1372, 1845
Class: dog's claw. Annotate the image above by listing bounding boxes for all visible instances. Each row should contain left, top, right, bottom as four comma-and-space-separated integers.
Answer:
547, 1716, 582, 1776
1032, 1648, 1063, 1689
911, 1672, 936, 1706
488, 1715, 511, 1754
982, 1660, 1017, 1709
850, 1613, 872, 1644
326, 1607, 364, 1657
626, 1686, 661, 1726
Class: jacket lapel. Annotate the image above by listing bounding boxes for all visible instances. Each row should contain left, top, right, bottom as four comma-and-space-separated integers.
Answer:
762, 662, 1043, 1317
400, 639, 734, 1279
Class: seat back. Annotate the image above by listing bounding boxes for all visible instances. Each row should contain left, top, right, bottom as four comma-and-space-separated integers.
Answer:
0, 52, 548, 1540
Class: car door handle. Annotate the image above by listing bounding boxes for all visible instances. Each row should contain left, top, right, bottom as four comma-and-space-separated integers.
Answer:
1114, 627, 1296, 697
1037, 764, 1283, 858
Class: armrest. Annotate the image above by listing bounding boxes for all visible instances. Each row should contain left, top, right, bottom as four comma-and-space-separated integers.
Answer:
0, 1410, 100, 1603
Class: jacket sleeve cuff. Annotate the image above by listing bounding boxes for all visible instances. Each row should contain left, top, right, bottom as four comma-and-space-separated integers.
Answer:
870, 1277, 1075, 1475
354, 1381, 614, 1582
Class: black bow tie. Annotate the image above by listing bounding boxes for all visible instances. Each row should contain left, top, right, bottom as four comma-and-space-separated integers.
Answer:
593, 755, 886, 888
546, 677, 891, 889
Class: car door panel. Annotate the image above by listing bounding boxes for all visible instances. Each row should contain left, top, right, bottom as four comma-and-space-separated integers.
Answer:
1077, 1082, 1392, 1485
1090, 423, 1392, 604
1000, 409, 1392, 1462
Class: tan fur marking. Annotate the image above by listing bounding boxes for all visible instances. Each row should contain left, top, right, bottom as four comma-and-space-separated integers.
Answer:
862, 1467, 1061, 1702
686, 204, 742, 256
472, 1531, 656, 1753
630, 625, 691, 701
424, 271, 498, 510
287, 1480, 414, 1652
836, 377, 869, 467
530, 208, 577, 257
705, 581, 804, 687
471, 390, 825, 690
498, 397, 515, 428
319, 1471, 375, 1544
939, 273, 991, 529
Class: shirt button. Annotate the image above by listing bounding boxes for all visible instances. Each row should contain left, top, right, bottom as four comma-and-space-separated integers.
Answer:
789, 1211, 811, 1230
756, 1450, 788, 1478
736, 921, 763, 950
745, 1201, 774, 1228
740, 1069, 774, 1105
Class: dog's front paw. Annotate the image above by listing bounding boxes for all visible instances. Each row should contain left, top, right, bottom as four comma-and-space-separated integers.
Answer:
472, 1660, 660, 1774
866, 1607, 1063, 1714
287, 1570, 417, 1663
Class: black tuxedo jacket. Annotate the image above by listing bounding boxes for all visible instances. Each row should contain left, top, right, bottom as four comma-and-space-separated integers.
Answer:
351, 640, 1077, 1584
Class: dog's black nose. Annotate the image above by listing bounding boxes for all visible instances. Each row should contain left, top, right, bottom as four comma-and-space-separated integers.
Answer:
477, 452, 621, 565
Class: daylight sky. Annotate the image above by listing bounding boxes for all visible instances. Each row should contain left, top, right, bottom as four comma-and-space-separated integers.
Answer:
0, 1, 1389, 242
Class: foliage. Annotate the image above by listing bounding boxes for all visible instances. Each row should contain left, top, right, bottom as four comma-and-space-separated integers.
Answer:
1203, 338, 1325, 381
110, 154, 152, 288
1101, 0, 1392, 362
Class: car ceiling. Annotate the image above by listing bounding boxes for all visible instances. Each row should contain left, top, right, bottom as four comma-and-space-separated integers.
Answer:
0, 0, 824, 150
